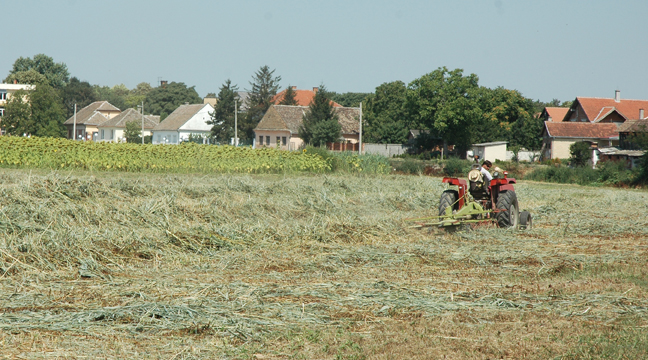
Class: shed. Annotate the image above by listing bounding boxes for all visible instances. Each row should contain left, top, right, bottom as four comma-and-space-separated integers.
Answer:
472, 141, 508, 162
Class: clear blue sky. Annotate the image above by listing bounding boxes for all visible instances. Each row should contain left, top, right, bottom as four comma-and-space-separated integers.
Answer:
2, 0, 647, 103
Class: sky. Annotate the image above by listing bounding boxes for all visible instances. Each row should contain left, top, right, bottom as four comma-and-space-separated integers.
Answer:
2, 0, 647, 103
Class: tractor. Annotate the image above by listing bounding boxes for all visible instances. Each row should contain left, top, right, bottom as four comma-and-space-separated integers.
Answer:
409, 160, 532, 230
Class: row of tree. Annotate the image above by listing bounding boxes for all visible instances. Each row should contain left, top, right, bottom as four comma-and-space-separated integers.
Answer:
3, 55, 562, 151
361, 67, 560, 152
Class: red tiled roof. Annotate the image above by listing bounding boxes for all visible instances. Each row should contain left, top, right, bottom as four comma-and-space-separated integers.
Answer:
545, 121, 619, 138
544, 107, 569, 122
272, 88, 342, 107
576, 97, 648, 122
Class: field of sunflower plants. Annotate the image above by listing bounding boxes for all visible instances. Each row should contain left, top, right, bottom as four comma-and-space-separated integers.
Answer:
0, 136, 332, 173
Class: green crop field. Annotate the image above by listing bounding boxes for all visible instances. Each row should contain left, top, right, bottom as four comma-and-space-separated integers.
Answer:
0, 168, 646, 358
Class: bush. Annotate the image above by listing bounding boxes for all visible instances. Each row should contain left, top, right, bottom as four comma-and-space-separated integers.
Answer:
396, 159, 425, 174
443, 157, 470, 177
303, 146, 391, 174
570, 142, 592, 167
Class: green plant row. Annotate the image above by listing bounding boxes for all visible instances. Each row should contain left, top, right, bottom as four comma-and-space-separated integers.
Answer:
0, 137, 330, 173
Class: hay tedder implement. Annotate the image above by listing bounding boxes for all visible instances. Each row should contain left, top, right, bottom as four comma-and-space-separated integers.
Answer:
409, 165, 532, 230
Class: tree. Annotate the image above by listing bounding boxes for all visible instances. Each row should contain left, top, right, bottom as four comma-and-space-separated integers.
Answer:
406, 67, 481, 152
3, 85, 66, 137
144, 82, 202, 120
242, 66, 281, 139
299, 84, 341, 147
207, 79, 239, 144
329, 92, 371, 107
62, 77, 98, 118
5, 54, 70, 89
124, 121, 142, 143
569, 141, 592, 167
4, 69, 48, 86
125, 82, 153, 110
2, 90, 33, 136
362, 81, 411, 144
278, 85, 298, 105
93, 84, 128, 110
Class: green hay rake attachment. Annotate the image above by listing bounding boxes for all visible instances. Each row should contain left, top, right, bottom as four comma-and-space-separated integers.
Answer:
407, 198, 494, 228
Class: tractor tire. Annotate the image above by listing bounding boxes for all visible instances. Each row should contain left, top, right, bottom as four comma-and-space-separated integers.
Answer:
496, 191, 519, 228
519, 211, 532, 230
438, 191, 457, 217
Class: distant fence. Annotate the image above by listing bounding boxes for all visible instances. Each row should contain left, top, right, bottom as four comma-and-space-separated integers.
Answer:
363, 144, 410, 157
327, 142, 361, 152
505, 150, 538, 162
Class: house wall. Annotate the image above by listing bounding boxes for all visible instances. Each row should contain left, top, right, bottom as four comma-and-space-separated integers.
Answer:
551, 139, 576, 159
178, 130, 211, 143
152, 131, 180, 144
254, 130, 294, 150
598, 112, 626, 123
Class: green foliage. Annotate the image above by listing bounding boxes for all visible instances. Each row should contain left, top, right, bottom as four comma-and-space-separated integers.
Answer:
303, 146, 390, 174
363, 81, 410, 144
443, 157, 471, 176
62, 77, 98, 119
562, 323, 648, 359
329, 92, 370, 108
525, 164, 601, 185
569, 141, 592, 167
0, 137, 330, 173
3, 85, 66, 137
144, 82, 202, 120
243, 66, 282, 140
396, 158, 425, 174
5, 54, 69, 89
278, 85, 298, 105
208, 79, 239, 143
300, 85, 341, 147
406, 67, 480, 151
124, 121, 142, 143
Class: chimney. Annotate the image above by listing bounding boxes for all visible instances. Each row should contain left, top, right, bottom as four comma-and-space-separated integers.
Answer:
292, 86, 297, 90
160, 80, 168, 88
640, 109, 645, 119
13, 79, 17, 84
615, 90, 620, 102
312, 87, 318, 93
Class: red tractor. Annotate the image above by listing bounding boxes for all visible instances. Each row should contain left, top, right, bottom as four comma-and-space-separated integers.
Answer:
410, 163, 532, 229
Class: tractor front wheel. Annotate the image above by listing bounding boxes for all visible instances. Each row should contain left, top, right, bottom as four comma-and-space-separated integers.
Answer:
496, 191, 519, 228
438, 191, 457, 216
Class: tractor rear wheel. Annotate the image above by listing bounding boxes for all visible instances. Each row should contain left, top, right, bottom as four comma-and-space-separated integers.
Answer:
496, 191, 519, 228
438, 191, 457, 216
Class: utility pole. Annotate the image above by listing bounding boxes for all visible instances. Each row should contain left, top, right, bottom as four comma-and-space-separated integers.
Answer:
234, 98, 238, 146
72, 104, 77, 140
141, 101, 144, 144
359, 102, 363, 155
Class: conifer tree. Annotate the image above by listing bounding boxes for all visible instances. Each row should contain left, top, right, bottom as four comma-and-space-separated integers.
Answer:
207, 79, 239, 144
242, 66, 281, 139
279, 85, 298, 105
299, 84, 341, 147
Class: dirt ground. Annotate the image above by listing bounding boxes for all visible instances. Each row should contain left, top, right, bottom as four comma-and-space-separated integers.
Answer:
0, 169, 646, 359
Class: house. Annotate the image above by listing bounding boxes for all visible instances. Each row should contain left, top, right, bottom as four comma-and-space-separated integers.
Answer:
96, 108, 160, 142
0, 82, 35, 135
63, 101, 121, 141
596, 147, 644, 169
541, 122, 618, 162
472, 141, 508, 162
562, 91, 648, 124
151, 103, 214, 144
253, 104, 360, 150
271, 87, 342, 107
539, 107, 569, 122
539, 91, 648, 160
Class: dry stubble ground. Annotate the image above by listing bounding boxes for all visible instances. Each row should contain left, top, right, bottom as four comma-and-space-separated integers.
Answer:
0, 169, 646, 359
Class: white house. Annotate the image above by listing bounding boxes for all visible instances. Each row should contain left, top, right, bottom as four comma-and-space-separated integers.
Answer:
0, 82, 35, 135
151, 103, 214, 144
472, 141, 508, 162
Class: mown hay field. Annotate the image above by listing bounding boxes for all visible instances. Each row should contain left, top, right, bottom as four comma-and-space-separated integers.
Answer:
0, 169, 646, 359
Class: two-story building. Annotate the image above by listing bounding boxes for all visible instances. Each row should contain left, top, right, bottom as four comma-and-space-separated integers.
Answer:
0, 82, 35, 135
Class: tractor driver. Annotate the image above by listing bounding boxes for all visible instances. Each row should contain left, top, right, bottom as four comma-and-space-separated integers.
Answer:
480, 160, 493, 182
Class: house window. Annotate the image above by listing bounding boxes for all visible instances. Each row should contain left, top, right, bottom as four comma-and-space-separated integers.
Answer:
172, 134, 177, 143
259, 136, 263, 145
157, 135, 161, 143
110, 129, 114, 140
282, 137, 287, 146
0, 91, 6, 101
101, 130, 105, 140
266, 136, 270, 145
0, 107, 4, 117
